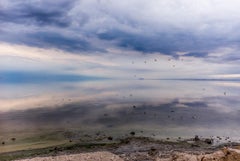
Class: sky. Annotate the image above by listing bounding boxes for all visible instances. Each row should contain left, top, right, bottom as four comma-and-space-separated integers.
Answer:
1, 0, 240, 80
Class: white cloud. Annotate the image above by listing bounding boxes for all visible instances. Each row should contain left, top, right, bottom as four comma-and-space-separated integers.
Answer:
70, 0, 240, 35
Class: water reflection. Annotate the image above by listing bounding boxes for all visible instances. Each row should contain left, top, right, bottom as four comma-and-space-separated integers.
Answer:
0, 79, 240, 144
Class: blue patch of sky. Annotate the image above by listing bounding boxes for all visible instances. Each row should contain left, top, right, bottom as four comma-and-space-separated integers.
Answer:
0, 71, 107, 84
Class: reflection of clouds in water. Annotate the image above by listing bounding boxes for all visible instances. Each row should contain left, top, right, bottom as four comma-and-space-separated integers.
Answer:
203, 96, 240, 113
1, 79, 240, 112
1, 96, 240, 137
216, 82, 240, 87
1, 80, 240, 139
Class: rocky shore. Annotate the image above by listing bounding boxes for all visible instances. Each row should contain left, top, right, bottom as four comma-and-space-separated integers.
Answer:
1, 137, 240, 161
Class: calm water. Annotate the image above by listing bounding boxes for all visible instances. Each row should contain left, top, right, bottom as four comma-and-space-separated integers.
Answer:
1, 79, 240, 146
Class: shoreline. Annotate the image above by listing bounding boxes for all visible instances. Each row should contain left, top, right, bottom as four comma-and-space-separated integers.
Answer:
1, 137, 240, 161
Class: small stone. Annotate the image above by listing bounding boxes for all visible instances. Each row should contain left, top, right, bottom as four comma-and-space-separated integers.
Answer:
11, 138, 16, 141
204, 138, 213, 144
194, 135, 200, 141
148, 147, 157, 156
130, 131, 135, 136
107, 136, 113, 140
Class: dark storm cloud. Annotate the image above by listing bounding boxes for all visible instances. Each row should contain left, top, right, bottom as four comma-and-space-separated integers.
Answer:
97, 30, 235, 57
0, 0, 74, 27
21, 8, 70, 27
97, 30, 187, 55
0, 0, 96, 52
25, 32, 92, 52
0, 30, 98, 52
1, 0, 240, 61
0, 9, 70, 27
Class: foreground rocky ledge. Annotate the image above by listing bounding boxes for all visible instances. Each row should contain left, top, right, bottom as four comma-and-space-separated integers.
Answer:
16, 151, 123, 161
15, 148, 240, 161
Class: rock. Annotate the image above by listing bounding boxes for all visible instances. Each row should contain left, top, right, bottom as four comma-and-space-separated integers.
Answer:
159, 148, 240, 161
130, 132, 135, 136
148, 147, 157, 156
194, 135, 200, 141
204, 138, 213, 144
11, 138, 16, 141
107, 136, 113, 140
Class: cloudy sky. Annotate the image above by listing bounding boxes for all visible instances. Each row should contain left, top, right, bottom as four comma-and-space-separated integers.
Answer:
1, 0, 240, 80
